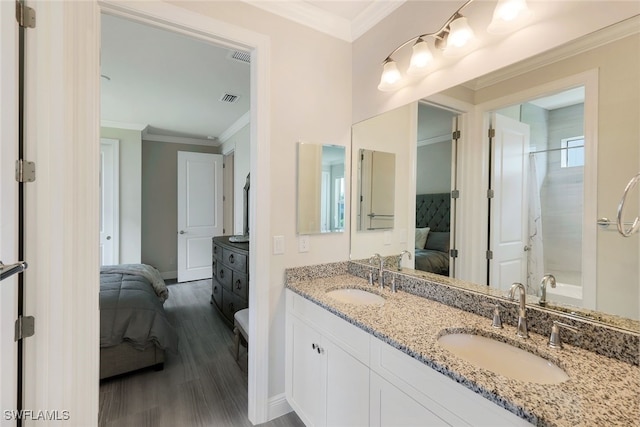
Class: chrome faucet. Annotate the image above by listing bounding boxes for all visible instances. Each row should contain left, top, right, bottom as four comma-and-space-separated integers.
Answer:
539, 274, 556, 306
369, 253, 385, 288
396, 250, 412, 271
507, 282, 529, 338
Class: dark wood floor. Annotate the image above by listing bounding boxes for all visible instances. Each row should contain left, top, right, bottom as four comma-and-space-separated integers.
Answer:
99, 279, 304, 427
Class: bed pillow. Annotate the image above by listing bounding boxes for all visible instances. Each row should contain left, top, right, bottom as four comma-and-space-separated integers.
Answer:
424, 231, 450, 253
415, 227, 430, 249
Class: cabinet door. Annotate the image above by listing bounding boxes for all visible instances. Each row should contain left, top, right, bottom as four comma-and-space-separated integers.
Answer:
326, 340, 369, 427
288, 316, 327, 426
370, 373, 449, 427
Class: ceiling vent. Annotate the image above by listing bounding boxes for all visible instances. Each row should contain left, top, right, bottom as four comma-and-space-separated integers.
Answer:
219, 93, 240, 103
228, 50, 251, 64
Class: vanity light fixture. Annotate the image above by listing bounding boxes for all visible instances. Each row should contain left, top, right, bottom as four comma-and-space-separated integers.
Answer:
378, 0, 531, 91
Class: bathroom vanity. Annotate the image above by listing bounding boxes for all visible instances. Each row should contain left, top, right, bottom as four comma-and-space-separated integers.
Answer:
285, 262, 639, 426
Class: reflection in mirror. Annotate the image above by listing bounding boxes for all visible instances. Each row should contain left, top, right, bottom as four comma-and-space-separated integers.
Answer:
297, 142, 345, 234
414, 103, 458, 277
350, 20, 640, 329
358, 149, 395, 231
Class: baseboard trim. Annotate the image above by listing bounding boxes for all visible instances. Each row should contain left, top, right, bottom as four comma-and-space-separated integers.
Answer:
267, 393, 293, 421
161, 270, 177, 280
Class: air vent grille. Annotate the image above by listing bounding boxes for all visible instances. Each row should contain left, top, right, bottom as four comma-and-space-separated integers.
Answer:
219, 93, 239, 103
229, 50, 251, 64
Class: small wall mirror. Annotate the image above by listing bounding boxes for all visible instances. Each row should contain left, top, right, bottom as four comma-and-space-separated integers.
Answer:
357, 149, 396, 231
297, 142, 345, 234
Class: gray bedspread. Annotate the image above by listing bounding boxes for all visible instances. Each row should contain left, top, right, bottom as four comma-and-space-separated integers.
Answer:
100, 272, 178, 352
414, 249, 450, 276
100, 264, 168, 302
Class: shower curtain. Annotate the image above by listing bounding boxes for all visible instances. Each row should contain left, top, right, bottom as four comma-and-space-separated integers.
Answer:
527, 154, 544, 295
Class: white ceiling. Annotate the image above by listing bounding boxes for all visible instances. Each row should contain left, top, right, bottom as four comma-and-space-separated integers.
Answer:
100, 1, 400, 144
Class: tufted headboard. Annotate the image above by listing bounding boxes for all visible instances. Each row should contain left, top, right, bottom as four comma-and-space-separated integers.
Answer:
416, 193, 450, 232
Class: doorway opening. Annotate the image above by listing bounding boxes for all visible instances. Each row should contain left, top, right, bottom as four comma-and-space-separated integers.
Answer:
488, 86, 588, 305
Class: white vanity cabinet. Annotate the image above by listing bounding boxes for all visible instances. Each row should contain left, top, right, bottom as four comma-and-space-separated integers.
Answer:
285, 290, 531, 427
286, 291, 370, 427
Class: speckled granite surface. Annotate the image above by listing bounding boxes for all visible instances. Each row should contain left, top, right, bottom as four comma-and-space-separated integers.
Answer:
285, 267, 640, 427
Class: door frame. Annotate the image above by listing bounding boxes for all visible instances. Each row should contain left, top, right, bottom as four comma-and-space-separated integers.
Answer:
0, 0, 19, 420
25, 0, 273, 424
475, 70, 598, 307
97, 2, 273, 422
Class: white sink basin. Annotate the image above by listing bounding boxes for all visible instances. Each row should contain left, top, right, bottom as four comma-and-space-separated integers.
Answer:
326, 288, 385, 305
438, 333, 569, 384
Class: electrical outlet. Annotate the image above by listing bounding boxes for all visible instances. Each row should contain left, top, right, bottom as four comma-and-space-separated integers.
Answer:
298, 235, 310, 253
273, 235, 285, 255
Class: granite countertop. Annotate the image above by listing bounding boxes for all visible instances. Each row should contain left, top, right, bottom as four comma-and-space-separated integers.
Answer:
286, 274, 640, 427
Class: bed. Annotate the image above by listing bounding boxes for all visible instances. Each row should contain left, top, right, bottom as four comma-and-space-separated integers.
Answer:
99, 264, 178, 379
414, 193, 451, 276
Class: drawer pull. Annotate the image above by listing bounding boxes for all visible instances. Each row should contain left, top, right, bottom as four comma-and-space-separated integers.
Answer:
213, 286, 218, 293
219, 269, 225, 278
235, 279, 242, 289
229, 254, 235, 263
229, 302, 235, 312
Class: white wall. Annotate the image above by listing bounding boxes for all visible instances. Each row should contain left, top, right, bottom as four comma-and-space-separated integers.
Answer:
173, 0, 352, 404
416, 142, 451, 195
101, 127, 142, 263
222, 123, 250, 235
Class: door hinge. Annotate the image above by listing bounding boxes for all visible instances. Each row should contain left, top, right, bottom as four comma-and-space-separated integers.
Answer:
486, 250, 493, 260
488, 128, 496, 138
450, 249, 458, 258
487, 189, 494, 198
451, 190, 460, 199
452, 130, 461, 140
16, 159, 36, 183
15, 315, 35, 341
16, 2, 36, 28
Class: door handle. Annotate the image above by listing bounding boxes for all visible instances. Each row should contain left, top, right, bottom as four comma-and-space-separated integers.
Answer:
179, 230, 186, 234
106, 236, 111, 240
0, 261, 28, 282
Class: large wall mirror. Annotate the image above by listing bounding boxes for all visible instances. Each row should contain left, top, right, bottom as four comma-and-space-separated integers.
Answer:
297, 142, 345, 234
349, 18, 639, 330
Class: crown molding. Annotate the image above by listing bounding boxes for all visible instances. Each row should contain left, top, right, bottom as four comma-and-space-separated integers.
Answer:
219, 110, 250, 143
141, 127, 220, 147
465, 15, 640, 91
100, 120, 147, 131
242, 1, 405, 42
417, 133, 451, 147
352, 1, 405, 41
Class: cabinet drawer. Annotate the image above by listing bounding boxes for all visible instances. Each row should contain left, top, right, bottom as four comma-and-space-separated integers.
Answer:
287, 290, 370, 365
232, 272, 249, 300
212, 241, 223, 260
211, 280, 222, 310
222, 289, 248, 322
217, 264, 232, 290
222, 247, 247, 273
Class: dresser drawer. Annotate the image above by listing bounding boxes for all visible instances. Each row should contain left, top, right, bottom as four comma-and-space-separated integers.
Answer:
217, 264, 233, 290
222, 289, 248, 322
211, 280, 222, 310
213, 241, 224, 260
222, 247, 247, 273
232, 272, 249, 300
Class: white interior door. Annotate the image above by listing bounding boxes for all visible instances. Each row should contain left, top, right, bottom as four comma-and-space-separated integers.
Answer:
0, 1, 19, 422
177, 151, 223, 282
489, 113, 530, 291
100, 139, 119, 266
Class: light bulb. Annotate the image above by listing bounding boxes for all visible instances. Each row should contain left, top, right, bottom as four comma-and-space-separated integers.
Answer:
488, 0, 532, 34
407, 38, 434, 76
377, 59, 403, 91
447, 16, 474, 48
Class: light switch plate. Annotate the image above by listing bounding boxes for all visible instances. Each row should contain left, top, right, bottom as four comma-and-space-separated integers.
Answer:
273, 235, 284, 255
298, 235, 310, 253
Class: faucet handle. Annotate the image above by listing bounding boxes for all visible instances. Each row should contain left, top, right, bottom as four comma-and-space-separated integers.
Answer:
548, 321, 579, 349
368, 271, 374, 286
491, 304, 503, 329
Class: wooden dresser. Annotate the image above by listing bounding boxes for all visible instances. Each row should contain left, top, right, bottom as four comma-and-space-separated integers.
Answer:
211, 236, 249, 328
